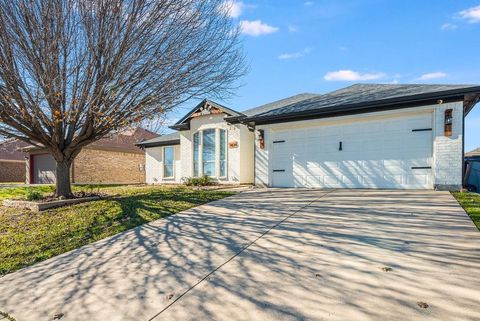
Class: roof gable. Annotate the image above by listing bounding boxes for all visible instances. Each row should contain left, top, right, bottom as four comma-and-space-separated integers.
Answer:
170, 99, 242, 130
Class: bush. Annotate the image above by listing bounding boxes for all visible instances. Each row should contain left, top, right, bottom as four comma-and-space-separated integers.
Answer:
183, 175, 215, 187
25, 190, 43, 201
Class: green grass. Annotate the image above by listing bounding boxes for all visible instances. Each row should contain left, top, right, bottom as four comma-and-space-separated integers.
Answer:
0, 184, 125, 201
452, 191, 480, 231
0, 185, 235, 276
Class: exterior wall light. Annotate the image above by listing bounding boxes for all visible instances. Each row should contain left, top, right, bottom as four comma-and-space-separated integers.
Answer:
444, 109, 453, 137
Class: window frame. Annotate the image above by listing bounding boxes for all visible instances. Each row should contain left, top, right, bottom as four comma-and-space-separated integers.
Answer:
219, 129, 227, 179
202, 128, 216, 177
163, 146, 175, 179
193, 131, 200, 177
192, 128, 228, 179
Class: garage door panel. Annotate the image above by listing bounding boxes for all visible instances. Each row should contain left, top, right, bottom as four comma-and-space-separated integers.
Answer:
270, 113, 433, 189
406, 173, 430, 186
33, 154, 56, 184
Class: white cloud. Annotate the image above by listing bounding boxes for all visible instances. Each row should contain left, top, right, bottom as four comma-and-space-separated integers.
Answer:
304, 1, 314, 6
220, 0, 245, 18
278, 48, 312, 60
459, 5, 480, 23
441, 23, 457, 30
287, 24, 298, 32
239, 20, 279, 36
324, 70, 385, 81
417, 72, 447, 80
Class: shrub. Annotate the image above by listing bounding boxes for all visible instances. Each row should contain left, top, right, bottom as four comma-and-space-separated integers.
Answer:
183, 175, 215, 187
25, 190, 43, 201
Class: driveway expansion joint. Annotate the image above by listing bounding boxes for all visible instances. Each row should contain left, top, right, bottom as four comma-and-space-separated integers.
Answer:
147, 190, 335, 320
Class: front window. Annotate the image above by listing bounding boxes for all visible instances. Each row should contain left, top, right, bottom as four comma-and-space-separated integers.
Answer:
163, 146, 174, 178
219, 129, 226, 177
193, 128, 228, 178
193, 132, 200, 177
202, 129, 216, 176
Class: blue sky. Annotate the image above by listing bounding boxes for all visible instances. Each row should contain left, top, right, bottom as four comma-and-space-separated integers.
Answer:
173, 0, 480, 151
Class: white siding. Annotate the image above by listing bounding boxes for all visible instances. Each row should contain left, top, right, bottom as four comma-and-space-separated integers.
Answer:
177, 113, 254, 184
145, 145, 181, 184
255, 102, 464, 190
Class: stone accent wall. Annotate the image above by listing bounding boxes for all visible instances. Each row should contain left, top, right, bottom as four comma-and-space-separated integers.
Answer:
432, 101, 463, 191
0, 160, 26, 182
73, 148, 145, 184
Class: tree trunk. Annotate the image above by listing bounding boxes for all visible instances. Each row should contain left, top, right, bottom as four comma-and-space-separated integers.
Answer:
55, 160, 73, 198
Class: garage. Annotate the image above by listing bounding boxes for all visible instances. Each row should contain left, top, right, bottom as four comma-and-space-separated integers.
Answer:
270, 112, 433, 189
32, 154, 56, 184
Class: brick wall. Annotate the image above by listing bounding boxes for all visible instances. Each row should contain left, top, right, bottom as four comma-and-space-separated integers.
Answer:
432, 101, 463, 191
73, 148, 145, 184
0, 160, 26, 182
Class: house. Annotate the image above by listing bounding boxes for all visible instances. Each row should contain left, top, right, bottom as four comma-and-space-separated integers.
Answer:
25, 127, 158, 184
464, 148, 480, 192
0, 139, 30, 182
136, 84, 480, 191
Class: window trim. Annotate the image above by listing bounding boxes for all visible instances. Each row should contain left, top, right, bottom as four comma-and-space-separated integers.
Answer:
191, 128, 228, 179
163, 146, 175, 179
219, 129, 228, 179
193, 131, 201, 177
202, 128, 216, 177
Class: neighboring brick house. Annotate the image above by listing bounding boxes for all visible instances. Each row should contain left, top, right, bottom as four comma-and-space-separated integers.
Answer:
0, 139, 29, 182
24, 127, 158, 184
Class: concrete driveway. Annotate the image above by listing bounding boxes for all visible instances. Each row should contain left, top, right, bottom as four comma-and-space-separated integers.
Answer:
1, 189, 479, 321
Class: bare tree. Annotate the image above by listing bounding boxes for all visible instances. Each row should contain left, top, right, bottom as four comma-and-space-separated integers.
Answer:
0, 0, 245, 197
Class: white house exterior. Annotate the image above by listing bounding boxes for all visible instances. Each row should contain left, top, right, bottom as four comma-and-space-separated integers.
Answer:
137, 84, 480, 191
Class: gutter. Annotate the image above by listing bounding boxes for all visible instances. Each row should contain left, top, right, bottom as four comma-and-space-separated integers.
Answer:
136, 139, 181, 148
243, 87, 480, 125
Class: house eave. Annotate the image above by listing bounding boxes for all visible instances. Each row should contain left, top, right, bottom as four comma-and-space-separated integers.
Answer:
244, 90, 478, 125
136, 139, 181, 148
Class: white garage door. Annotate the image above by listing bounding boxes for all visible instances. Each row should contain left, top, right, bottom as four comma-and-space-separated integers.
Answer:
33, 154, 56, 184
271, 113, 433, 189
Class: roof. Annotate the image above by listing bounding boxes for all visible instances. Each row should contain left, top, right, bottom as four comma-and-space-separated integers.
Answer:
466, 148, 480, 158
0, 139, 29, 161
23, 127, 158, 153
136, 132, 180, 148
243, 84, 480, 123
242, 93, 319, 117
171, 99, 243, 130
90, 127, 158, 152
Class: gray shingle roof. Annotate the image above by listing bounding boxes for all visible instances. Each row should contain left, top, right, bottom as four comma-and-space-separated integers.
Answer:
244, 83, 480, 120
466, 148, 480, 157
136, 132, 180, 147
242, 93, 319, 117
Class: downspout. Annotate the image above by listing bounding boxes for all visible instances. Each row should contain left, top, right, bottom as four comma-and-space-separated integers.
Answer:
462, 102, 465, 190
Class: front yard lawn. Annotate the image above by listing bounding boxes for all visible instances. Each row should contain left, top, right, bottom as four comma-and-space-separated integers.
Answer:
0, 186, 235, 276
452, 191, 480, 231
0, 184, 122, 201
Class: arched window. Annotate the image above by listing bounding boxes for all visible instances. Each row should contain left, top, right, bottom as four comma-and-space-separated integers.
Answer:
192, 129, 227, 178
202, 129, 216, 176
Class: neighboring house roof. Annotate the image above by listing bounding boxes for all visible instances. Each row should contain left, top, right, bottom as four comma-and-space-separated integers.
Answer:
466, 148, 480, 158
22, 127, 158, 154
242, 83, 480, 124
89, 127, 158, 152
0, 139, 29, 161
171, 99, 243, 130
136, 132, 181, 148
